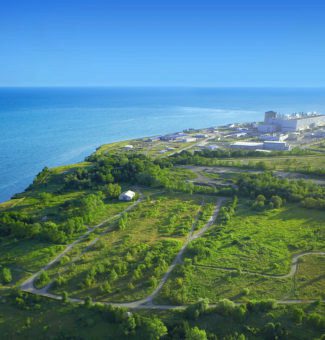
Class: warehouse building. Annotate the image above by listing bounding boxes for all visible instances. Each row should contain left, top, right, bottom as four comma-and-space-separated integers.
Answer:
230, 141, 264, 150
263, 141, 290, 151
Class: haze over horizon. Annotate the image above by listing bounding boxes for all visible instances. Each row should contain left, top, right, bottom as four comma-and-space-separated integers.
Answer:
1, 0, 325, 87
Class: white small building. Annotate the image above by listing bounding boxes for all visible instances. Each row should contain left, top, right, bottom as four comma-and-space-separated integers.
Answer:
124, 145, 134, 150
119, 190, 136, 201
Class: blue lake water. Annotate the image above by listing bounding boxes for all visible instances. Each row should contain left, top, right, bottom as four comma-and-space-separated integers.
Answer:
0, 87, 324, 202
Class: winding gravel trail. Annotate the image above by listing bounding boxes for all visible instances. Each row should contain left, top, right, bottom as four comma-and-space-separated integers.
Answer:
20, 198, 224, 309
20, 195, 325, 309
195, 251, 325, 279
21, 193, 144, 294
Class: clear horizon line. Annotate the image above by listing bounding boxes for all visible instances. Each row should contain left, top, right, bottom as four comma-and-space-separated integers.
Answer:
0, 85, 325, 89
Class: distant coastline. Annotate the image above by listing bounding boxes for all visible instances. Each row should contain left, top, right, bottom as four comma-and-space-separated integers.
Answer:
1, 87, 325, 202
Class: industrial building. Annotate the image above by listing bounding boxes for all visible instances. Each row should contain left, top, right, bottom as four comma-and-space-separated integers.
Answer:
263, 141, 290, 151
259, 134, 288, 142
230, 142, 264, 150
258, 111, 325, 133
230, 140, 290, 151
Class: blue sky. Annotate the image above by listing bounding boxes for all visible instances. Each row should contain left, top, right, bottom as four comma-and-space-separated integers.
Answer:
1, 0, 324, 87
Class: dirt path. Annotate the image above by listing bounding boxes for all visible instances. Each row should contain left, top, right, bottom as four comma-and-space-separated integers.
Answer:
135, 198, 225, 306
195, 251, 325, 279
20, 195, 325, 309
20, 197, 224, 309
181, 165, 325, 186
20, 193, 144, 294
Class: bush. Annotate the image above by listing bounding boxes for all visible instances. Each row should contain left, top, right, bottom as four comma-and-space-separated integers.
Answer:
185, 326, 208, 340
242, 287, 250, 296
34, 271, 50, 289
291, 307, 304, 323
305, 312, 325, 329
62, 291, 69, 303
1, 267, 12, 284
247, 299, 277, 313
84, 296, 93, 308
185, 298, 209, 320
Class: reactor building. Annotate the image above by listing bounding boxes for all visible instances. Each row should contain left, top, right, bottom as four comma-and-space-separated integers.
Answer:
258, 111, 325, 133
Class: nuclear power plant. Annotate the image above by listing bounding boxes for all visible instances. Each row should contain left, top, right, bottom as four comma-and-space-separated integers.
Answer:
258, 111, 325, 133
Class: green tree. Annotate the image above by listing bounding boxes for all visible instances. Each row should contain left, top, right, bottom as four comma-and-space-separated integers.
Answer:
62, 291, 69, 303
110, 269, 118, 281
185, 326, 208, 340
270, 195, 283, 208
1, 267, 12, 284
35, 270, 50, 288
121, 315, 136, 335
84, 296, 93, 308
142, 317, 167, 340
106, 183, 122, 198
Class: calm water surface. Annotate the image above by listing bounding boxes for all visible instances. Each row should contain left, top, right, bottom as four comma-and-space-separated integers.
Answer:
1, 87, 324, 202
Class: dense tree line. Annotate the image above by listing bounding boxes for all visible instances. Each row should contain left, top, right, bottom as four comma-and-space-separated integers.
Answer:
237, 172, 325, 210
7, 289, 325, 339
169, 149, 325, 175
171, 148, 311, 162
0, 192, 106, 243
2, 151, 323, 244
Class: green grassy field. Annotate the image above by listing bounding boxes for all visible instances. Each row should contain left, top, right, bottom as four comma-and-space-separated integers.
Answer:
193, 202, 324, 274
156, 201, 325, 304
1, 136, 325, 338
205, 154, 325, 173
46, 192, 216, 302
0, 240, 65, 285
295, 254, 325, 299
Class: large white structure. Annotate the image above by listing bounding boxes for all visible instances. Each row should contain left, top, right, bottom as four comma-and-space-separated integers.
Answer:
179, 137, 197, 143
230, 140, 289, 151
258, 111, 325, 133
230, 141, 264, 150
119, 190, 136, 201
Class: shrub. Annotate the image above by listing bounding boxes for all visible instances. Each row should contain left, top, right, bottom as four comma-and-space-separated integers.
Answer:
185, 298, 209, 320
242, 287, 250, 296
247, 299, 277, 313
84, 296, 93, 308
34, 271, 50, 289
1, 267, 12, 284
62, 291, 69, 303
185, 326, 208, 340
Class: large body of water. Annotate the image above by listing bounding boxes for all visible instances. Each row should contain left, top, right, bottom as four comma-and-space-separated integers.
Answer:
1, 87, 324, 202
